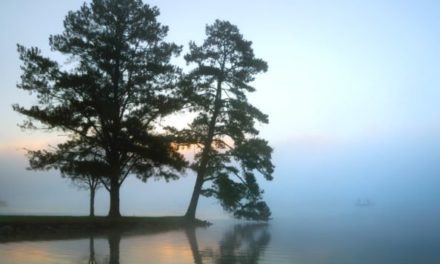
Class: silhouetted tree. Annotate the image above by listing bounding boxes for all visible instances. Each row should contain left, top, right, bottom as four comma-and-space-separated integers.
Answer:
72, 175, 101, 217
181, 20, 274, 221
14, 0, 186, 218
64, 160, 103, 217
31, 143, 105, 217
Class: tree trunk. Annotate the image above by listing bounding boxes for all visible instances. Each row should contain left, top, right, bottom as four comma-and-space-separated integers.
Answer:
185, 79, 223, 221
89, 187, 95, 217
184, 172, 204, 220
108, 177, 121, 218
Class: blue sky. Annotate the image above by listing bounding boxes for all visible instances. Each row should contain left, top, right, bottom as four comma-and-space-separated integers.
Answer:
1, 0, 440, 220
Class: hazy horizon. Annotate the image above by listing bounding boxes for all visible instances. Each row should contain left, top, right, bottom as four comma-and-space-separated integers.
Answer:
1, 0, 440, 223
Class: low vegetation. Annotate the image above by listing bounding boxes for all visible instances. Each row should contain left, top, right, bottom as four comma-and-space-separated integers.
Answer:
0, 215, 210, 242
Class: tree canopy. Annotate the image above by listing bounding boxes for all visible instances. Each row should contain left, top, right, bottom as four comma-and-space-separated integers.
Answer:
14, 0, 186, 217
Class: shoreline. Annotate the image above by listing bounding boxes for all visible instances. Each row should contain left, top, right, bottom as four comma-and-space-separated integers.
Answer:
0, 215, 211, 242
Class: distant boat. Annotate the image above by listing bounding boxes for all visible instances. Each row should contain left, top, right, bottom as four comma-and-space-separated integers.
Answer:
355, 199, 373, 207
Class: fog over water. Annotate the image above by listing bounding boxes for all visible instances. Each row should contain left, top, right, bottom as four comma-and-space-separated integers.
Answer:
2, 130, 440, 226
1, 0, 440, 228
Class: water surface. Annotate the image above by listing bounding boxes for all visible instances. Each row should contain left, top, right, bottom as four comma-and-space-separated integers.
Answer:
1, 216, 440, 263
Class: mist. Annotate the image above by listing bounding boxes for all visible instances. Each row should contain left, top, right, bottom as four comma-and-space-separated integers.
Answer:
2, 127, 440, 227
265, 130, 440, 236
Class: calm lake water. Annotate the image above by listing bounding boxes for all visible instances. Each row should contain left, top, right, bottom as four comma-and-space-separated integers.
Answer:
1, 215, 440, 264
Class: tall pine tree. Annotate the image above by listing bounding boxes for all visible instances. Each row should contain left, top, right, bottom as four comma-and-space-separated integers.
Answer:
14, 0, 186, 218
182, 20, 274, 221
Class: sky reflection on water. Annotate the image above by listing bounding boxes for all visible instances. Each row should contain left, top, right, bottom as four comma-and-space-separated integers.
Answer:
0, 221, 270, 264
1, 218, 440, 264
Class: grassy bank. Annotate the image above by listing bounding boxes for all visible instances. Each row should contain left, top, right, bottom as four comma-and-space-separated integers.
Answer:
0, 215, 210, 242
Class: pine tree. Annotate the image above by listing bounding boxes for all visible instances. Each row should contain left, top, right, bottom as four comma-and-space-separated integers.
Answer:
182, 20, 274, 221
14, 0, 186, 218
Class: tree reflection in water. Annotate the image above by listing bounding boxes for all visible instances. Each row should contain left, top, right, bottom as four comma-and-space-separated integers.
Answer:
88, 235, 97, 264
85, 232, 120, 264
186, 228, 204, 264
187, 223, 271, 264
84, 223, 269, 264
107, 232, 121, 264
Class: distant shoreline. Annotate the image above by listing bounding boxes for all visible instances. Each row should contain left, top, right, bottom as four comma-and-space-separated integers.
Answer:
0, 215, 210, 242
